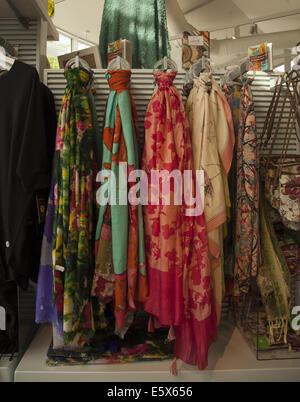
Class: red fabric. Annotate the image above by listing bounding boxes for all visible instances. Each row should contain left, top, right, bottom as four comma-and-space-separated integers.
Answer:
142, 71, 217, 370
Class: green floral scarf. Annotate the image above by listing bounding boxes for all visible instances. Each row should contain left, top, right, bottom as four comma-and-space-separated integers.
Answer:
52, 67, 96, 347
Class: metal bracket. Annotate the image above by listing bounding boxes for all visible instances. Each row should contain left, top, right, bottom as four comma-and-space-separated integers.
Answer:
6, 0, 30, 30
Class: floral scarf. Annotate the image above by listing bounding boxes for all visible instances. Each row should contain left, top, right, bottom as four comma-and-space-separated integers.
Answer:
93, 70, 148, 337
143, 71, 217, 371
52, 66, 96, 348
234, 82, 260, 297
186, 73, 235, 322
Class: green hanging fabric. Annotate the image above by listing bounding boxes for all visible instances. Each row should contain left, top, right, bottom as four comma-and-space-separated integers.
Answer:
99, 0, 170, 69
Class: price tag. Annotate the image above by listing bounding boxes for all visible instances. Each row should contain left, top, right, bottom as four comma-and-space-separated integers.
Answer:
55, 265, 65, 273
188, 36, 204, 46
0, 306, 6, 331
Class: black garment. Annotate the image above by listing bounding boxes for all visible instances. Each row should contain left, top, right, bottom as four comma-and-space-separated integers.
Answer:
0, 281, 18, 354
0, 60, 56, 288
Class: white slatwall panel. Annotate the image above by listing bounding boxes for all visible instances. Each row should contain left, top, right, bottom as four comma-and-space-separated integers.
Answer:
44, 69, 299, 156
0, 19, 38, 67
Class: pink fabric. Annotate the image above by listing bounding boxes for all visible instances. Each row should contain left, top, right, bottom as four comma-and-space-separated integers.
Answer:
142, 71, 217, 370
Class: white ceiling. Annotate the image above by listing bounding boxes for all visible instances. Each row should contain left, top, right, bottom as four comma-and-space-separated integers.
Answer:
179, 0, 300, 33
52, 0, 300, 44
53, 0, 104, 43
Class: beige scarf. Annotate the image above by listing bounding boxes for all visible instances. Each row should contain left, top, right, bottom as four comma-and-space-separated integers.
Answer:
187, 73, 235, 322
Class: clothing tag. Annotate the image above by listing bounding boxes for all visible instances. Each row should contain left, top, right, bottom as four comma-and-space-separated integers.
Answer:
55, 265, 65, 273
36, 194, 47, 225
188, 36, 204, 46
0, 306, 6, 331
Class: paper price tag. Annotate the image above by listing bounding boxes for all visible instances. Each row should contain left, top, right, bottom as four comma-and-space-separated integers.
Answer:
188, 36, 204, 46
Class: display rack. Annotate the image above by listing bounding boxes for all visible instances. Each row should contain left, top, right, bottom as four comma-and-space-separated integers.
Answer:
44, 69, 300, 156
42, 68, 300, 370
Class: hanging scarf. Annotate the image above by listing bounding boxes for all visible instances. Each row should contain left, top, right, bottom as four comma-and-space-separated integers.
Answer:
257, 188, 291, 345
143, 71, 217, 371
99, 0, 170, 68
186, 73, 235, 322
93, 70, 147, 337
222, 82, 243, 279
234, 82, 260, 297
52, 66, 96, 348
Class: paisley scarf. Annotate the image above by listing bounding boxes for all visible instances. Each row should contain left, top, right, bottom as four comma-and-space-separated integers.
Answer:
143, 71, 217, 371
52, 66, 96, 348
186, 73, 235, 322
93, 70, 147, 337
234, 82, 260, 297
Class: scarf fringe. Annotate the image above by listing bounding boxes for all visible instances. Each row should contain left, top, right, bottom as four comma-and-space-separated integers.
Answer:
170, 357, 178, 376
167, 326, 176, 342
148, 316, 154, 333
268, 317, 289, 345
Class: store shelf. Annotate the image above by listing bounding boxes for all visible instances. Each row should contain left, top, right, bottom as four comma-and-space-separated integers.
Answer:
14, 321, 300, 382
0, 0, 59, 41
0, 356, 22, 382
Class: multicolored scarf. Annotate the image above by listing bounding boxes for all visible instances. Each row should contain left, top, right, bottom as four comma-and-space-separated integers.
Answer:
52, 66, 96, 348
234, 82, 260, 297
142, 71, 217, 371
93, 70, 148, 337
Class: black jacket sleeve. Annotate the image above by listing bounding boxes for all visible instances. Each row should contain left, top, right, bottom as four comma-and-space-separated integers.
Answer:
16, 73, 52, 193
